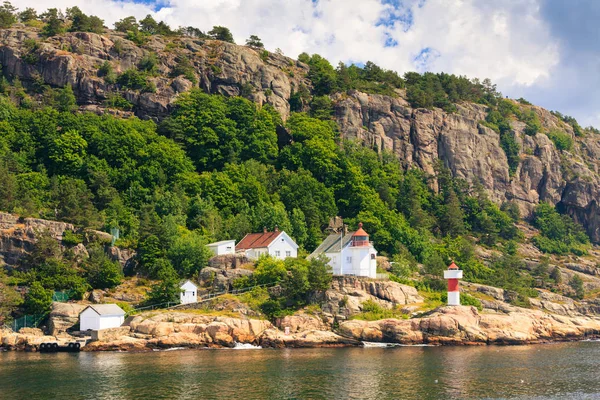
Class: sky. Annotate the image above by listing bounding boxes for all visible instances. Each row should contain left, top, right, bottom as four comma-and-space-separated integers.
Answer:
15, 0, 600, 127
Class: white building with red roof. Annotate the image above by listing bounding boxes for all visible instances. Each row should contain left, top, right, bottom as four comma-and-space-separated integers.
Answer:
236, 226, 298, 260
308, 222, 377, 278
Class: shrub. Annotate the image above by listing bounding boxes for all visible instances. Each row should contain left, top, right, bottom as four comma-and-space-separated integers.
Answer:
138, 53, 159, 75
84, 246, 123, 289
546, 129, 574, 151
62, 230, 83, 246
23, 282, 52, 315
98, 61, 117, 84
351, 299, 407, 321
460, 293, 482, 310
117, 69, 155, 92
569, 275, 585, 300
104, 93, 133, 111
22, 38, 40, 65
260, 50, 269, 62
112, 39, 124, 55
171, 55, 197, 84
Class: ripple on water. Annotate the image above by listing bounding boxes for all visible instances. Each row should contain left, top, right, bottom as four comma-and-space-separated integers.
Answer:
2, 342, 600, 399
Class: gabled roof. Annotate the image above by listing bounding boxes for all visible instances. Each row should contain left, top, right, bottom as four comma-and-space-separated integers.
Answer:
179, 279, 198, 288
207, 240, 236, 247
308, 232, 355, 259
82, 304, 125, 316
236, 230, 282, 250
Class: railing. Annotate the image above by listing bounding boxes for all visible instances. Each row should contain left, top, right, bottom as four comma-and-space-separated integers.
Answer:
126, 282, 277, 315
167, 282, 277, 309
52, 290, 73, 302
11, 314, 46, 332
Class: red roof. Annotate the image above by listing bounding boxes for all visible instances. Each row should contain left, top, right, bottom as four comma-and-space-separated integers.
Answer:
352, 222, 369, 237
236, 231, 282, 250
448, 262, 459, 270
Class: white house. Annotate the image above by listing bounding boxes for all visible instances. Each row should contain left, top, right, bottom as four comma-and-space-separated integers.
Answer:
206, 240, 236, 256
79, 304, 126, 331
180, 280, 198, 304
308, 222, 377, 278
236, 227, 298, 260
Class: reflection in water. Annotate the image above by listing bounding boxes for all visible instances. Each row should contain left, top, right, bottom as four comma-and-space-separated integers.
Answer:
2, 342, 600, 399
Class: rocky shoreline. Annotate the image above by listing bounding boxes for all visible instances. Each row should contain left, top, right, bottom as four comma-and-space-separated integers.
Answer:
3, 305, 600, 352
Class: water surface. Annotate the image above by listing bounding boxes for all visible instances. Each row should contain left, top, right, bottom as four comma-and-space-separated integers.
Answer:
2, 342, 600, 399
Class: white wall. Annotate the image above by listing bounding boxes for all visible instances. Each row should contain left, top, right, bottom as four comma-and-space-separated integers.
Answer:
98, 315, 124, 330
244, 247, 268, 260
80, 309, 124, 331
268, 233, 297, 260
80, 308, 100, 331
180, 281, 198, 304
208, 241, 235, 256
327, 245, 377, 278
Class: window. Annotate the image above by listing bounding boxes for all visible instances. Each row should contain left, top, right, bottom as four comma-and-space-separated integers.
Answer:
275, 250, 281, 257
286, 251, 291, 257
346, 256, 352, 263
371, 254, 376, 260
226, 246, 232, 250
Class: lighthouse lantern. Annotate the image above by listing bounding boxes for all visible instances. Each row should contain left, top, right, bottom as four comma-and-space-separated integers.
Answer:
443, 262, 463, 306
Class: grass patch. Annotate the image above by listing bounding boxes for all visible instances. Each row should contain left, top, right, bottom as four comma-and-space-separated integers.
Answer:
350, 300, 409, 321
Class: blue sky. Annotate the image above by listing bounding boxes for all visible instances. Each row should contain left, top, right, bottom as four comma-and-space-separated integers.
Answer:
17, 0, 600, 127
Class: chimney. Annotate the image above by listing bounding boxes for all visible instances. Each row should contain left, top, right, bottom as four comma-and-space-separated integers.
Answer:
263, 226, 267, 233
274, 225, 279, 232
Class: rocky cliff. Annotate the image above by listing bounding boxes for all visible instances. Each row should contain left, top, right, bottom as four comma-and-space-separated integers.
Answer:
1, 26, 599, 241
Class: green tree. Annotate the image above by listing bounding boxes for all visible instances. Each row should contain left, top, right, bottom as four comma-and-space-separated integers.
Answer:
550, 266, 562, 284
146, 261, 181, 304
208, 26, 234, 43
54, 84, 77, 112
0, 1, 16, 28
569, 275, 585, 300
0, 269, 22, 324
23, 282, 52, 315
49, 130, 87, 173
245, 35, 264, 48
139, 14, 158, 34
41, 8, 65, 37
289, 208, 308, 248
253, 256, 287, 285
19, 7, 37, 23
167, 230, 212, 277
307, 255, 332, 291
51, 176, 100, 227
114, 16, 137, 32
84, 246, 123, 289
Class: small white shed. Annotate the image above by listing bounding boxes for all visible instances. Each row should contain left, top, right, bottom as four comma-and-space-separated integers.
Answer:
180, 280, 198, 304
79, 304, 126, 331
207, 240, 236, 256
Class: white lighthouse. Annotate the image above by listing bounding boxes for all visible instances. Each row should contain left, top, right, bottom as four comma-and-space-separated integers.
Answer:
443, 262, 463, 306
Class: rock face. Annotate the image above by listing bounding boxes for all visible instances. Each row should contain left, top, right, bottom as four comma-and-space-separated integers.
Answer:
339, 306, 600, 345
317, 276, 423, 318
333, 91, 600, 242
0, 212, 74, 266
0, 28, 309, 121
47, 302, 87, 335
85, 311, 356, 351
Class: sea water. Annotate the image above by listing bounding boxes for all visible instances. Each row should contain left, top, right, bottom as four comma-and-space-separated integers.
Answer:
2, 342, 600, 399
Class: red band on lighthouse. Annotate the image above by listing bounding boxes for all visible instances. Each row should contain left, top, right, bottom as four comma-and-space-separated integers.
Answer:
448, 278, 459, 292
